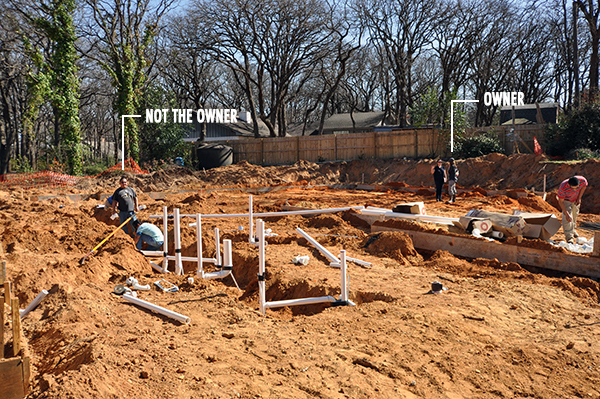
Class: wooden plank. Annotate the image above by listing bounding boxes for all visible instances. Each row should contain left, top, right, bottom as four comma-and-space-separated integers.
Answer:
3, 282, 10, 310
10, 298, 20, 358
0, 261, 5, 285
372, 226, 600, 278
594, 232, 600, 257
0, 357, 29, 399
22, 357, 30, 395
0, 294, 4, 359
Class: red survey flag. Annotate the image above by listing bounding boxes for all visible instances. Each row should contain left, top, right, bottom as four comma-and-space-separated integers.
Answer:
533, 136, 543, 155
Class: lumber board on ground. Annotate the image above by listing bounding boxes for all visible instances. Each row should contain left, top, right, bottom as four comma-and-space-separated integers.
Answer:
11, 298, 21, 358
1, 294, 4, 358
372, 226, 600, 278
0, 357, 30, 399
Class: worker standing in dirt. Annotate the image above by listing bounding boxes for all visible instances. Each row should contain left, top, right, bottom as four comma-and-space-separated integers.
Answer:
446, 158, 459, 203
556, 175, 588, 244
431, 159, 447, 202
132, 219, 164, 251
111, 176, 139, 235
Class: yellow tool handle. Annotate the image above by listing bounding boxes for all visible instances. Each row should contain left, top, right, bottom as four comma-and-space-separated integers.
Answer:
91, 216, 134, 253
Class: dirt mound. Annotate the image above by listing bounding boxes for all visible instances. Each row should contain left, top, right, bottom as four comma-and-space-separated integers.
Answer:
551, 277, 600, 304
517, 194, 559, 213
364, 231, 423, 265
60, 154, 600, 214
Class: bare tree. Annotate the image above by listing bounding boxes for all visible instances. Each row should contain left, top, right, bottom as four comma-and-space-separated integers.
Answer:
468, 0, 522, 126
195, 0, 335, 137
157, 13, 225, 141
79, 0, 176, 162
0, 13, 28, 175
575, 0, 600, 96
313, 1, 362, 135
355, 0, 441, 126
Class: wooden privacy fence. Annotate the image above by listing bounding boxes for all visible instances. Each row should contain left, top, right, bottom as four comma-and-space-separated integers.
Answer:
465, 124, 547, 155
224, 128, 446, 166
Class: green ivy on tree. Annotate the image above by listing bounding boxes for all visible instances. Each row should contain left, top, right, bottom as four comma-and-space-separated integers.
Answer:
101, 23, 157, 163
26, 0, 83, 175
139, 84, 186, 164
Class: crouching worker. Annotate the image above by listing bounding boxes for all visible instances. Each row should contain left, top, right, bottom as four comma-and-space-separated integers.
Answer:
132, 219, 164, 251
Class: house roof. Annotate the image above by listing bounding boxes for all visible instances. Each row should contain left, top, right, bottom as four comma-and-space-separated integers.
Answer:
322, 111, 386, 132
499, 103, 559, 125
183, 111, 389, 140
183, 118, 271, 142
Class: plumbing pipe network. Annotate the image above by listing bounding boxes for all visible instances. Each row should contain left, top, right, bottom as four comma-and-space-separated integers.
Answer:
194, 214, 241, 291
144, 208, 237, 286
257, 219, 354, 316
142, 207, 217, 274
123, 292, 191, 324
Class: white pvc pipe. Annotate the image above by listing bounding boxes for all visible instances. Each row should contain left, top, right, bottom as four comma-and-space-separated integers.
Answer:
174, 208, 183, 275
149, 261, 163, 273
19, 290, 49, 319
365, 206, 391, 212
184, 206, 366, 223
264, 296, 337, 309
223, 239, 232, 267
196, 213, 203, 277
258, 219, 266, 315
203, 270, 231, 280
149, 214, 197, 219
215, 228, 221, 265
249, 195, 254, 243
491, 231, 504, 239
346, 256, 372, 268
126, 277, 151, 291
163, 255, 217, 263
340, 250, 348, 302
162, 206, 169, 273
123, 293, 191, 324
296, 227, 339, 264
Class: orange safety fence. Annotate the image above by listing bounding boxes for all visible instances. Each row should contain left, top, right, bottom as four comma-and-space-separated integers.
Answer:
0, 158, 148, 190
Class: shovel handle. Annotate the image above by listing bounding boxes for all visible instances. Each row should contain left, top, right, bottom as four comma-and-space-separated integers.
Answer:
90, 215, 134, 253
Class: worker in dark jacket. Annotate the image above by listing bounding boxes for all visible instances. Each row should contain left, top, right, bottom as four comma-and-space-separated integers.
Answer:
111, 176, 139, 235
431, 159, 447, 202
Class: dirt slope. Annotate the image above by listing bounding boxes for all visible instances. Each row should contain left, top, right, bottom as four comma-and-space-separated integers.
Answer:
1, 153, 599, 399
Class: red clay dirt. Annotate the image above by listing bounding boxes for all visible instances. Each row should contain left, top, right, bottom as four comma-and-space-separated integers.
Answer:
1, 153, 600, 399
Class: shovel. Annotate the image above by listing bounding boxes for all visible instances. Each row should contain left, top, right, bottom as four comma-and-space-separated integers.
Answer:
79, 216, 134, 265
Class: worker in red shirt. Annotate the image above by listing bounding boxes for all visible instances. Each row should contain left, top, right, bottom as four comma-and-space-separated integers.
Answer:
556, 176, 588, 244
